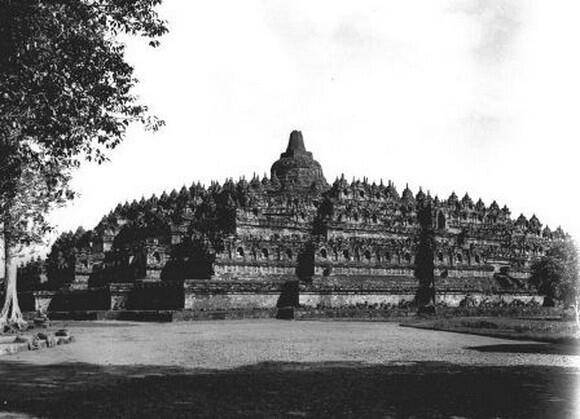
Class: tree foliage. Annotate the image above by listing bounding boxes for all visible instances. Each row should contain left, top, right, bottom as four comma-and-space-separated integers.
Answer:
0, 0, 167, 329
45, 227, 90, 288
1, 0, 167, 165
530, 238, 579, 306
3, 160, 72, 241
1, 0, 167, 227
1, 0, 168, 243
161, 238, 215, 281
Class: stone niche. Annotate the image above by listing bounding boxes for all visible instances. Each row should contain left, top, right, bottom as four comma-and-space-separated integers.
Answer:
144, 241, 169, 280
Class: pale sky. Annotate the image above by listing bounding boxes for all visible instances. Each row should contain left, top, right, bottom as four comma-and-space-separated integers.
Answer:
49, 0, 580, 246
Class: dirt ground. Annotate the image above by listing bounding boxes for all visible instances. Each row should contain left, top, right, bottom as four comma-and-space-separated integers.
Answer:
0, 320, 578, 418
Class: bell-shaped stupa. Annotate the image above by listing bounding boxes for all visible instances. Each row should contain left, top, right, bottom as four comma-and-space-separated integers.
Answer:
270, 130, 327, 192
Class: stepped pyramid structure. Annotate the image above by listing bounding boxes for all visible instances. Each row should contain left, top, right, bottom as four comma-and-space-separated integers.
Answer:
26, 130, 562, 316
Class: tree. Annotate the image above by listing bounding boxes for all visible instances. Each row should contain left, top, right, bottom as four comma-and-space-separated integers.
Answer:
45, 227, 88, 289
0, 0, 167, 329
414, 200, 436, 315
1, 161, 70, 329
530, 237, 579, 327
161, 237, 215, 281
296, 241, 315, 282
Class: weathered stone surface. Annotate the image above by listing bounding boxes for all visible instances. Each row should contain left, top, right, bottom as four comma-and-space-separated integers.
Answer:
0, 331, 74, 356
109, 283, 135, 310
55, 329, 69, 337
33, 291, 57, 313
31, 131, 557, 315
270, 130, 328, 192
183, 279, 284, 311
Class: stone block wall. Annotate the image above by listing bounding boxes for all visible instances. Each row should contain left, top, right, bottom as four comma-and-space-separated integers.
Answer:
109, 283, 135, 310
108, 281, 186, 311
214, 263, 296, 280
299, 290, 542, 309
70, 274, 90, 290
314, 266, 415, 278
126, 281, 184, 310
45, 287, 110, 311
299, 292, 416, 308
299, 274, 542, 309
435, 292, 544, 307
16, 274, 544, 317
183, 279, 284, 311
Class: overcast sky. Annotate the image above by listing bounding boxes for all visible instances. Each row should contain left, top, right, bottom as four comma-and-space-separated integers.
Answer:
49, 0, 580, 245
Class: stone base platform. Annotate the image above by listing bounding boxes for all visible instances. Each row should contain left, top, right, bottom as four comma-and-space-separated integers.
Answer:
17, 276, 544, 323
40, 308, 278, 322
0, 332, 74, 357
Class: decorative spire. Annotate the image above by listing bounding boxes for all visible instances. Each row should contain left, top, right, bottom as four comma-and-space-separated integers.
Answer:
237, 176, 249, 193
528, 214, 542, 233
286, 130, 306, 153
385, 181, 399, 199
402, 183, 414, 202
515, 213, 528, 227
249, 175, 261, 189
415, 187, 426, 202
271, 130, 327, 192
461, 193, 473, 208
542, 225, 552, 238
448, 192, 458, 206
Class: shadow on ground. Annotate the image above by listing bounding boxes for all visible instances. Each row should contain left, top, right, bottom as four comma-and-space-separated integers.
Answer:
0, 360, 576, 418
467, 342, 579, 355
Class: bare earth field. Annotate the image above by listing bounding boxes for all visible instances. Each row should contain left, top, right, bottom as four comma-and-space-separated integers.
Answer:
0, 320, 579, 418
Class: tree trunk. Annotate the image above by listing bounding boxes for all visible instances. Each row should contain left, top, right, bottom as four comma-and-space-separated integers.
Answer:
414, 202, 436, 315
0, 231, 26, 331
574, 297, 580, 335
0, 226, 5, 281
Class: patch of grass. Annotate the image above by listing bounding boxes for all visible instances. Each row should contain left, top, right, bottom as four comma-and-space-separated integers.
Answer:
460, 319, 499, 329
403, 317, 579, 344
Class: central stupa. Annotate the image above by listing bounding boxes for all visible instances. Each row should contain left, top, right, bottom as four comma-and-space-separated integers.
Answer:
270, 130, 327, 192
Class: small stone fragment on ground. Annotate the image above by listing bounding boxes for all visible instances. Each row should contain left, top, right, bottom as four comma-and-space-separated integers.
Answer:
55, 329, 69, 337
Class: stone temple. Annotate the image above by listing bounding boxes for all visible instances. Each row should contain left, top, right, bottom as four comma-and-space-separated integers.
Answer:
21, 131, 564, 317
